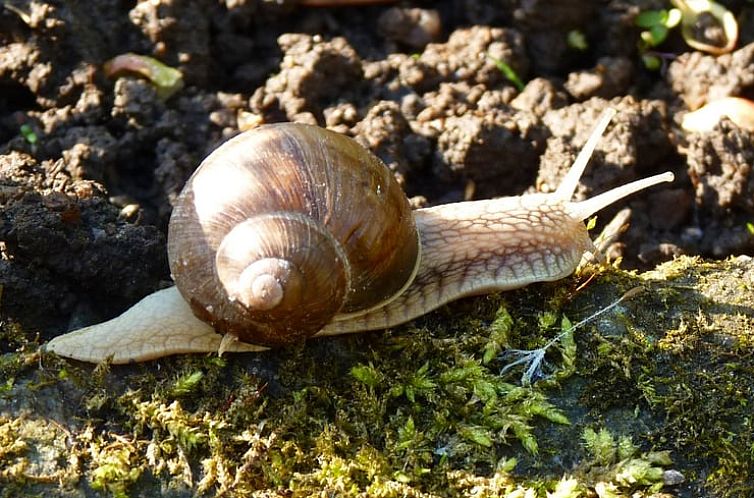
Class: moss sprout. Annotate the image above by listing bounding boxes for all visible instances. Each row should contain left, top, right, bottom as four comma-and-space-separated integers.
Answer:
104, 53, 184, 100
487, 54, 525, 91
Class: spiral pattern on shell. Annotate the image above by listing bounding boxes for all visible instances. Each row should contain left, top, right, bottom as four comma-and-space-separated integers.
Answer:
167, 123, 421, 345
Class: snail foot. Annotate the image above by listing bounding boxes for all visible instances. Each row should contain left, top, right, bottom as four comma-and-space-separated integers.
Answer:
45, 286, 267, 364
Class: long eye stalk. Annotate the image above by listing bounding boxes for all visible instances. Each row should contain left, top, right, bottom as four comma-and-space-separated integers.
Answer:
566, 171, 674, 221
552, 107, 674, 220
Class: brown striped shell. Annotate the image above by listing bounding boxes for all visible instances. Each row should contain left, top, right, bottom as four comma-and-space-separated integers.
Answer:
167, 123, 420, 346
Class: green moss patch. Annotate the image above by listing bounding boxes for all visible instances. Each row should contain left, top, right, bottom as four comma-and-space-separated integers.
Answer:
1, 256, 753, 497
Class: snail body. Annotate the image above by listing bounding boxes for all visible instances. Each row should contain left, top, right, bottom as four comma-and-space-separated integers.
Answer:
46, 109, 674, 363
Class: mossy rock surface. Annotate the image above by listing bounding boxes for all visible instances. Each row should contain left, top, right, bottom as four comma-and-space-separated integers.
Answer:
1, 255, 752, 498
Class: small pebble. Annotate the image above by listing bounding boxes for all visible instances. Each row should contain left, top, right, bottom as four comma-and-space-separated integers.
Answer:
663, 469, 685, 486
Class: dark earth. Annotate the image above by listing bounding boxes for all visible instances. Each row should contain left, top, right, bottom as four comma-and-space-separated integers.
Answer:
1, 1, 754, 497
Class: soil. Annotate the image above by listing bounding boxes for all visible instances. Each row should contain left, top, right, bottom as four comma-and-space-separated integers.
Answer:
1, 1, 754, 497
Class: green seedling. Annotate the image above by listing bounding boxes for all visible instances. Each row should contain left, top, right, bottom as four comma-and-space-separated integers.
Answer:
168, 370, 204, 398
487, 54, 525, 91
636, 1, 738, 64
567, 29, 588, 51
19, 124, 37, 146
635, 8, 682, 70
582, 427, 672, 492
635, 8, 682, 48
104, 53, 184, 100
671, 0, 738, 54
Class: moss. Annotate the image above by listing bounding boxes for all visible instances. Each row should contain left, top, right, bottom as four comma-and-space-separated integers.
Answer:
0, 321, 39, 397
88, 437, 143, 498
1, 256, 753, 496
575, 257, 754, 497
0, 414, 81, 497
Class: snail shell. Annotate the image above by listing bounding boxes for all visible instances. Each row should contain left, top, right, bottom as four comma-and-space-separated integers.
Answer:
167, 124, 420, 346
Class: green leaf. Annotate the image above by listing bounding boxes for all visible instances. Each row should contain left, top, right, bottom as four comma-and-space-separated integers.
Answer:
484, 307, 514, 364
514, 425, 538, 455
407, 362, 436, 400
440, 364, 481, 383
482, 343, 498, 365
533, 404, 570, 426
558, 317, 577, 377
635, 9, 668, 28
646, 450, 673, 466
405, 386, 416, 403
649, 24, 669, 45
666, 8, 682, 28
567, 29, 588, 51
393, 470, 412, 483
642, 54, 662, 70
615, 458, 663, 485
487, 54, 525, 91
583, 427, 616, 465
388, 384, 404, 398
617, 435, 638, 460
169, 371, 204, 397
594, 482, 621, 498
351, 363, 382, 388
549, 477, 581, 498
458, 425, 493, 447
497, 457, 517, 473
19, 124, 38, 145
472, 378, 498, 404
396, 417, 418, 450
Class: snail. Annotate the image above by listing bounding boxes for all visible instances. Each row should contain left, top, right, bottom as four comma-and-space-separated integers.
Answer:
45, 108, 674, 364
